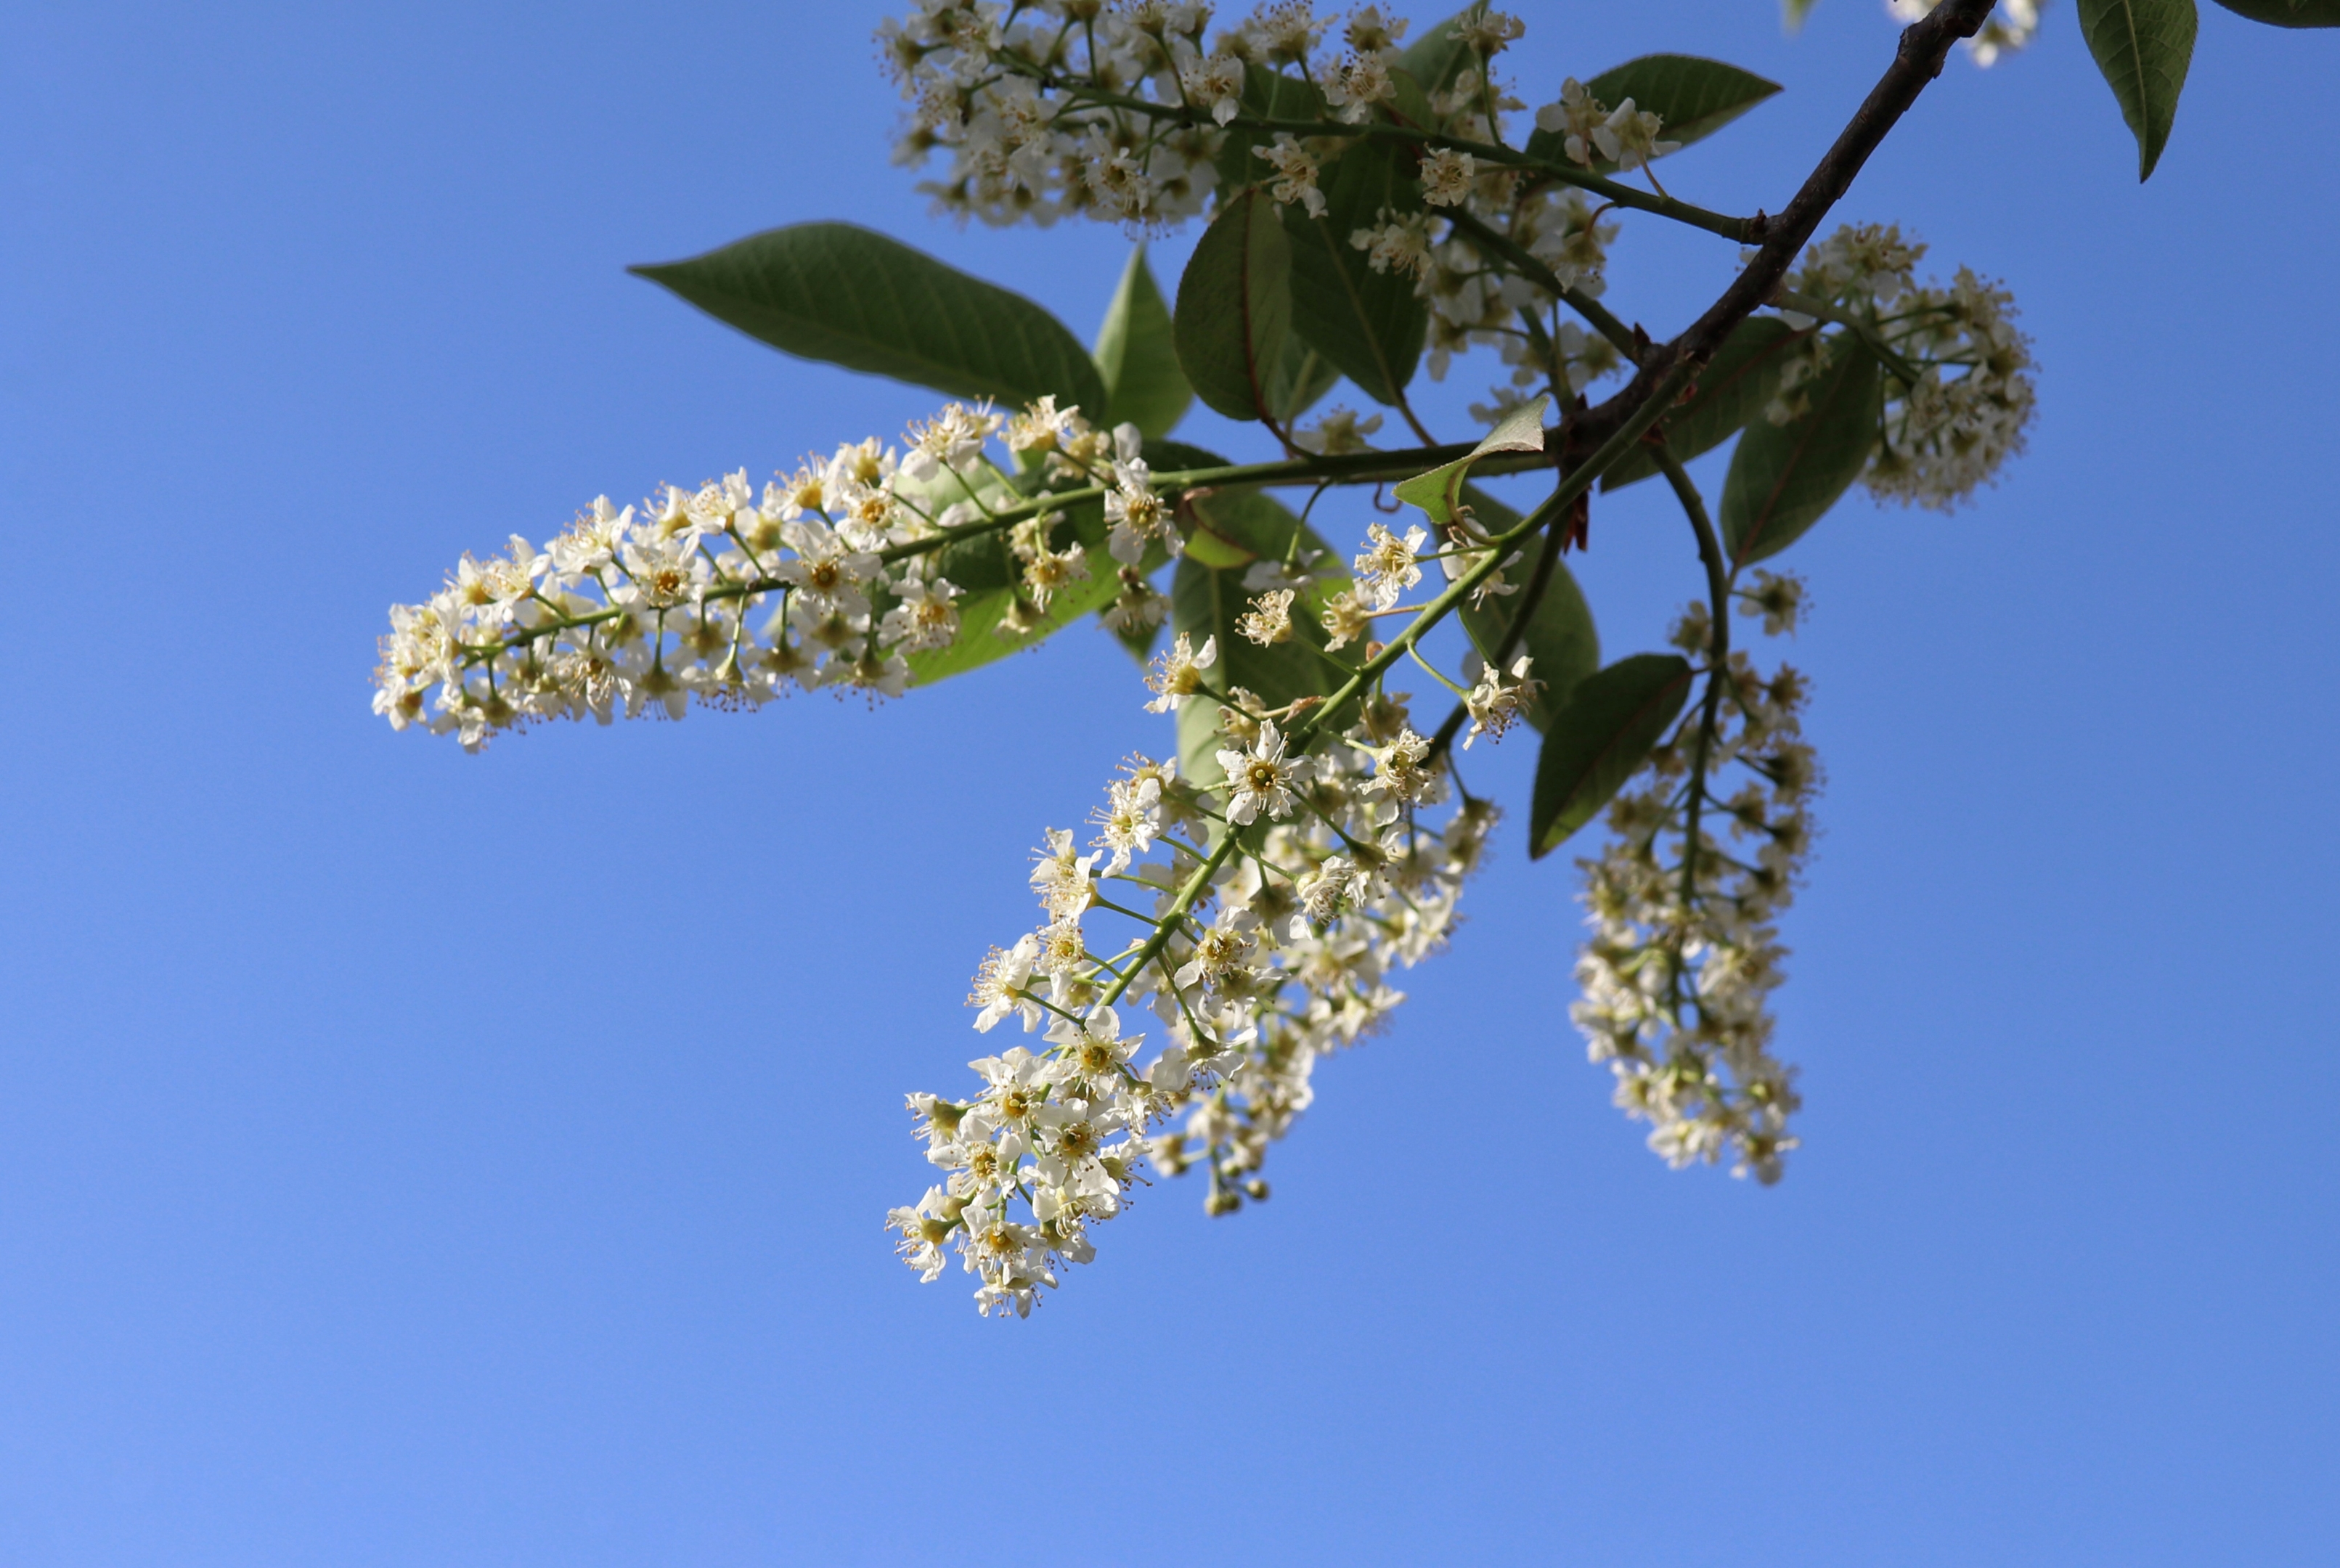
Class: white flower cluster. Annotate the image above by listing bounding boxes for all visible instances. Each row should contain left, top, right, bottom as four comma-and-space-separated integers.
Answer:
877, 2, 1649, 416
1774, 224, 2037, 513
1570, 584, 1819, 1185
892, 678, 1496, 1315
371, 396, 1151, 750
879, 0, 1231, 228
1886, 0, 2043, 68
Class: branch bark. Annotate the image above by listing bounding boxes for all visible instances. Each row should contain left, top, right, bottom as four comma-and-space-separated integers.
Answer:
1567, 0, 1997, 454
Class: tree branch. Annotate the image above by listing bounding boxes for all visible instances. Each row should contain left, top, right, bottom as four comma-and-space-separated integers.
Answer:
1567, 0, 1996, 454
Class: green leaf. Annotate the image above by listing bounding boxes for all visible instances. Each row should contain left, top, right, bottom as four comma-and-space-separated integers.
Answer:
1529, 654, 1695, 858
1398, 8, 1482, 98
900, 481, 1126, 687
1524, 55, 1782, 171
1166, 492, 1356, 787
1109, 612, 1165, 669
1782, 0, 1822, 34
1264, 337, 1341, 425
2076, 0, 2199, 180
1451, 486, 1599, 730
1392, 394, 1549, 526
2211, 0, 2340, 23
908, 552, 1123, 687
1602, 317, 1809, 491
1384, 66, 1438, 130
1175, 189, 1295, 424
1093, 245, 1193, 440
629, 222, 1104, 413
1215, 65, 1329, 193
1720, 338, 1881, 568
892, 467, 1149, 687
1281, 138, 1429, 406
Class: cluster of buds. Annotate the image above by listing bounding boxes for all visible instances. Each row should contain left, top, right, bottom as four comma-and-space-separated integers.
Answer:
893, 665, 1501, 1314
371, 396, 1147, 750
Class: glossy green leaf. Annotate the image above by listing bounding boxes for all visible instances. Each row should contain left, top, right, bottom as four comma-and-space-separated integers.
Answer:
630, 222, 1104, 413
1175, 189, 1295, 424
1721, 340, 1880, 568
1393, 394, 1549, 526
1451, 486, 1599, 731
1529, 654, 1695, 857
2211, 0, 2340, 23
1214, 65, 1329, 193
1281, 138, 1428, 406
1602, 317, 1809, 491
1093, 245, 1193, 439
2076, 0, 2199, 180
1524, 55, 1782, 170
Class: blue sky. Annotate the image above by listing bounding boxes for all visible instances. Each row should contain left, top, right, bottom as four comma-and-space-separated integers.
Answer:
4, 2, 2336, 1563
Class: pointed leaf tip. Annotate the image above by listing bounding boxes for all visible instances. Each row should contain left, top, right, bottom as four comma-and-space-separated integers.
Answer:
1094, 245, 1193, 441
2076, 0, 2198, 181
629, 222, 1105, 412
1393, 394, 1550, 526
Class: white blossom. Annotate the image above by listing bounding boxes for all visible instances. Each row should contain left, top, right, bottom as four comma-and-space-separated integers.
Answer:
897, 673, 1499, 1312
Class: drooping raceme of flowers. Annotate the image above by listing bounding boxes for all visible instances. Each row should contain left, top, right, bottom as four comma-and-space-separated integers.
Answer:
893, 667, 1500, 1315
877, 2, 1647, 426
1570, 589, 1820, 1184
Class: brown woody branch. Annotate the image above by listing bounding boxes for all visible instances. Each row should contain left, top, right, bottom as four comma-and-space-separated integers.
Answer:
1427, 0, 1997, 766
1568, 0, 1997, 455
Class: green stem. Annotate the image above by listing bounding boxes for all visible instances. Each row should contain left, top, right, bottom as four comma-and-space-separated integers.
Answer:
1045, 77, 1756, 241
1292, 356, 1700, 749
1770, 289, 1924, 385
1653, 444, 1730, 1000
1442, 208, 1639, 361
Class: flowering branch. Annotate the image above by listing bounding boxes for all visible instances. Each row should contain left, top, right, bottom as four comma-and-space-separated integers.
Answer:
1570, 0, 1996, 458
370, 0, 2076, 1315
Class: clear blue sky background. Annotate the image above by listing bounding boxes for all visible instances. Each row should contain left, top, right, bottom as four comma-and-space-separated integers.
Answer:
4, 2, 2336, 1563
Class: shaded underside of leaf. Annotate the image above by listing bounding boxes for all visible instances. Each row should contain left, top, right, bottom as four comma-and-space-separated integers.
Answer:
2210, 0, 2340, 23
630, 221, 1104, 413
1264, 336, 1342, 426
1175, 189, 1294, 423
1603, 317, 1809, 491
904, 479, 1124, 687
1396, 8, 1482, 98
908, 548, 1124, 687
2076, 0, 2199, 180
1282, 138, 1427, 406
1456, 505, 1599, 732
1167, 490, 1356, 788
1215, 65, 1329, 193
1530, 653, 1695, 857
1093, 244, 1193, 439
1721, 340, 1882, 569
